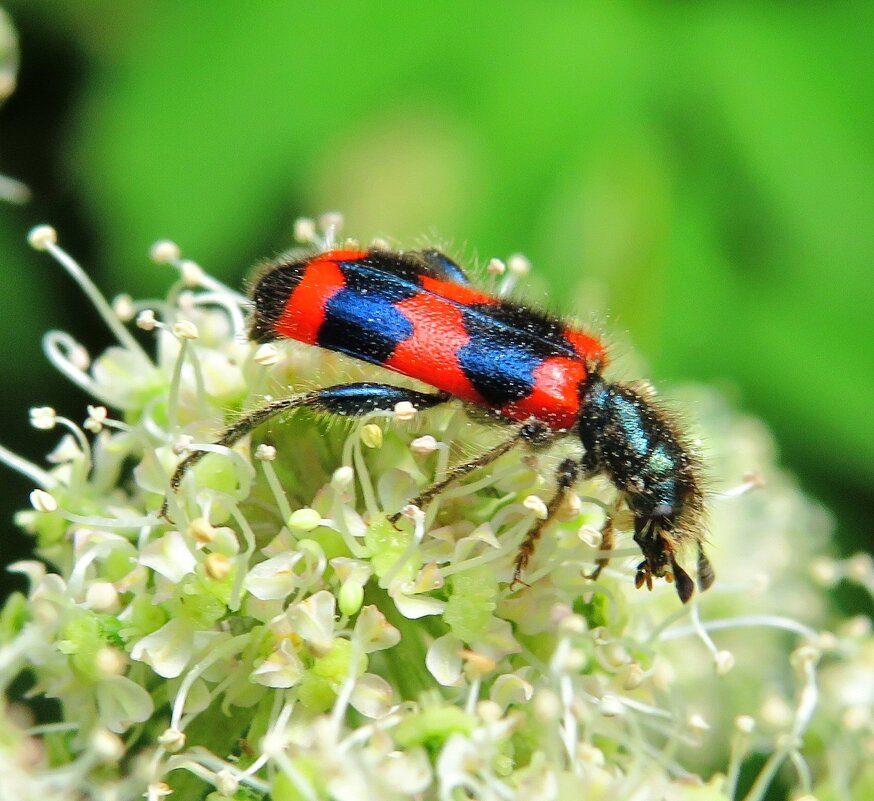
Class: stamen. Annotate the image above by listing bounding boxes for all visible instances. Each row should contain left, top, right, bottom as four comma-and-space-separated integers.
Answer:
0, 441, 57, 488
29, 226, 153, 365
43, 331, 114, 404
258, 452, 293, 524
318, 211, 344, 249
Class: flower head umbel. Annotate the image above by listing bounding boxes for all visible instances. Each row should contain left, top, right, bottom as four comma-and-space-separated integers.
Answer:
0, 216, 871, 800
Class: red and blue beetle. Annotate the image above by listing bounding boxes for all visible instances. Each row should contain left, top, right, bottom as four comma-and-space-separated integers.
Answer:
166, 247, 713, 603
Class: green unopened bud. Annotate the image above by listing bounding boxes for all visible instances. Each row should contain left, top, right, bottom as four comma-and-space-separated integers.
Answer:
339, 581, 364, 616
288, 507, 322, 532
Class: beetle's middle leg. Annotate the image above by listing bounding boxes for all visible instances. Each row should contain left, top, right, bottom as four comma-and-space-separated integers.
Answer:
512, 456, 583, 585
161, 383, 451, 520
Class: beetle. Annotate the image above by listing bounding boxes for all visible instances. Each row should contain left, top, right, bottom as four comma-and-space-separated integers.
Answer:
164, 247, 713, 603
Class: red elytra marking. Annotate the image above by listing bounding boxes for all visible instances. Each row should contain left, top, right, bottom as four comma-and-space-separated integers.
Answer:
420, 275, 497, 306
274, 255, 350, 343
322, 248, 369, 262
564, 328, 607, 367
385, 293, 487, 404
499, 356, 587, 429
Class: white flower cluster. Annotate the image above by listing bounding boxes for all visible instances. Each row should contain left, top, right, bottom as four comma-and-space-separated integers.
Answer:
0, 217, 871, 801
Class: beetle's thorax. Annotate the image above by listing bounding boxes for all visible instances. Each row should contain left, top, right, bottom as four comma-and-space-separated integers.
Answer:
578, 374, 701, 529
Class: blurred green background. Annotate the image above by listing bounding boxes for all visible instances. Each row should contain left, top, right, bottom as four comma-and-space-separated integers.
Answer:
0, 3, 871, 598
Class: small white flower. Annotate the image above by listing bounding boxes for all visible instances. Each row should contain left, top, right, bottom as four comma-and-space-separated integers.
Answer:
130, 618, 197, 678
353, 605, 400, 653
436, 734, 485, 796
84, 404, 108, 433
377, 747, 432, 795
95, 675, 154, 732
411, 563, 444, 593
140, 532, 198, 583
390, 585, 445, 619
348, 673, 394, 718
490, 673, 534, 707
427, 634, 464, 687
244, 551, 303, 600
286, 590, 336, 654
251, 639, 305, 688
598, 695, 625, 717
331, 557, 372, 586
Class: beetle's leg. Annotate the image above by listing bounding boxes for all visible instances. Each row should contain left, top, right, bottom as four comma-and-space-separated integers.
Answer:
389, 420, 551, 525
161, 383, 451, 520
314, 384, 451, 416
697, 544, 715, 592
512, 456, 582, 585
586, 517, 615, 581
632, 519, 696, 604
414, 248, 470, 285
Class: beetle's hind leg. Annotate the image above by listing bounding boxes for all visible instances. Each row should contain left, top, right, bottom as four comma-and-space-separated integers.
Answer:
388, 420, 551, 526
161, 383, 451, 521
